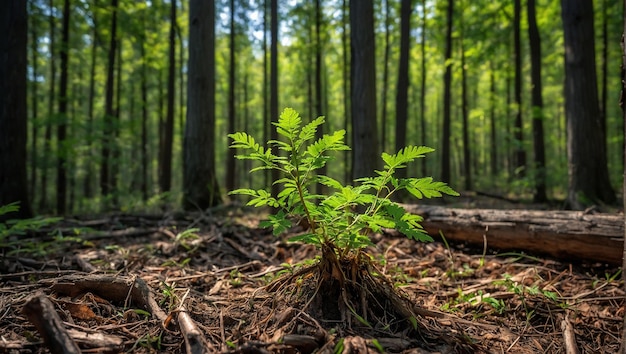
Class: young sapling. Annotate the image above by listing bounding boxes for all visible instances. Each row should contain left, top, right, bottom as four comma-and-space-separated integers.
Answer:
229, 107, 458, 326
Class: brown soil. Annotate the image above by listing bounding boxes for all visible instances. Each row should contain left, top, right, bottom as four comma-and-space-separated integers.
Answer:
0, 203, 623, 353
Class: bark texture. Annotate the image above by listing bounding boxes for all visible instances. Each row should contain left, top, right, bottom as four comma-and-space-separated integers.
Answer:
441, 0, 453, 183
0, 0, 32, 220
528, 0, 547, 203
404, 204, 624, 265
350, 0, 379, 180
561, 0, 615, 209
183, 0, 222, 210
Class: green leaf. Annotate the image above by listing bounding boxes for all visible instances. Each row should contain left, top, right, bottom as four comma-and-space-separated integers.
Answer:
306, 129, 349, 158
228, 188, 256, 196
288, 233, 323, 245
381, 145, 435, 170
316, 175, 344, 190
406, 177, 460, 199
275, 107, 302, 140
0, 202, 20, 217
260, 211, 292, 236
228, 132, 264, 155
298, 116, 325, 144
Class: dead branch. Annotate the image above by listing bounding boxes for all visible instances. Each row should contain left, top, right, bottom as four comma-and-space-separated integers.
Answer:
21, 293, 81, 354
40, 274, 168, 324
178, 307, 211, 354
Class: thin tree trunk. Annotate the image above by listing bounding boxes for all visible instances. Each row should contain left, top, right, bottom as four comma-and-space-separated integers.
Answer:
111, 37, 121, 204
489, 63, 497, 177
513, 0, 526, 177
226, 0, 236, 192
243, 68, 252, 187
270, 0, 279, 196
140, 26, 148, 202
177, 14, 185, 152
84, 16, 97, 199
342, 0, 350, 183
68, 79, 77, 212
600, 0, 608, 160
395, 0, 411, 182
128, 79, 137, 191
527, 0, 547, 202
380, 0, 391, 153
619, 4, 626, 348
505, 67, 512, 176
314, 0, 325, 195
100, 0, 117, 197
461, 33, 471, 190
441, 0, 453, 183
306, 3, 313, 121
159, 0, 176, 193
29, 1, 38, 208
157, 68, 163, 188
56, 0, 69, 214
263, 0, 269, 187
40, 0, 56, 212
419, 0, 427, 177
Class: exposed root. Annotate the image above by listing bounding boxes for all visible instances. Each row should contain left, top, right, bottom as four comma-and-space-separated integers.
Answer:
258, 242, 481, 352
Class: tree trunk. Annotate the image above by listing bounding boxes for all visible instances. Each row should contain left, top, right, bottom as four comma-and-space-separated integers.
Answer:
395, 0, 411, 179
111, 37, 122, 205
600, 0, 608, 162
159, 0, 176, 193
461, 38, 471, 191
505, 65, 512, 176
55, 0, 69, 214
84, 15, 97, 200
29, 1, 39, 208
441, 0, 453, 183
243, 68, 252, 187
314, 0, 326, 196
403, 204, 624, 266
350, 0, 379, 180
527, 0, 547, 202
101, 0, 117, 197
616, 0, 626, 354
177, 13, 185, 154
561, 0, 615, 209
140, 26, 149, 202
0, 0, 32, 220
419, 0, 427, 177
68, 78, 77, 213
307, 10, 313, 122
342, 0, 350, 183
40, 0, 56, 212
226, 0, 236, 193
183, 0, 222, 210
270, 0, 280, 197
380, 0, 391, 154
489, 64, 497, 177
513, 0, 526, 177
262, 0, 270, 188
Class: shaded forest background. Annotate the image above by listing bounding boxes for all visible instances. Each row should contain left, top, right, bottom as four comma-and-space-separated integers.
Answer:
7, 0, 626, 215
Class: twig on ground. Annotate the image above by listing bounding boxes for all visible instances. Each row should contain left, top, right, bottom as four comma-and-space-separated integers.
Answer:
560, 313, 579, 354
21, 293, 81, 354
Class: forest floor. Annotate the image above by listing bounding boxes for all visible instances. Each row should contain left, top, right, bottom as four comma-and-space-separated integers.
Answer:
0, 195, 623, 353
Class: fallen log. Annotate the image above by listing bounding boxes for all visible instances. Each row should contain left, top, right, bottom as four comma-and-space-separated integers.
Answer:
403, 205, 624, 266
